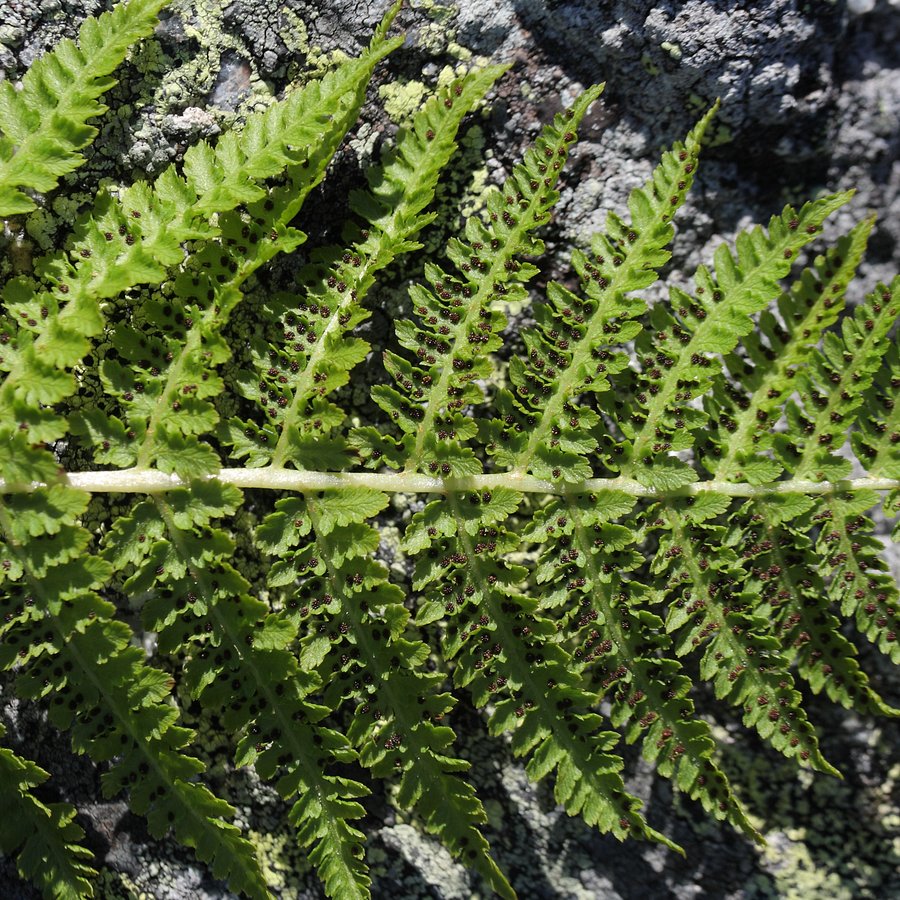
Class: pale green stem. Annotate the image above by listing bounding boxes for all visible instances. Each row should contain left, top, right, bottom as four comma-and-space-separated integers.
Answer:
4, 469, 897, 497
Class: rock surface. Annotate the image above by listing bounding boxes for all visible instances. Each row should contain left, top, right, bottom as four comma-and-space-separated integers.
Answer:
0, 0, 898, 898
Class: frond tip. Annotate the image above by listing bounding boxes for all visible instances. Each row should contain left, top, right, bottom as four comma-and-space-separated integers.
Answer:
0, 726, 97, 900
0, 0, 171, 216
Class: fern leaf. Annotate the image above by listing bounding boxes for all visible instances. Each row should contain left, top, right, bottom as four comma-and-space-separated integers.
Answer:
612, 192, 853, 488
222, 65, 507, 470
0, 487, 270, 898
220, 70, 515, 891
69, 21, 403, 479
0, 725, 96, 899
99, 481, 378, 898
369, 86, 684, 851
406, 490, 680, 850
687, 227, 896, 712
648, 499, 835, 772
257, 489, 515, 897
0, 0, 170, 216
738, 494, 899, 716
476, 108, 757, 836
525, 494, 760, 840
1, 7, 899, 894
484, 104, 717, 482
772, 279, 900, 660
708, 217, 874, 483
368, 84, 604, 476
4, 15, 401, 462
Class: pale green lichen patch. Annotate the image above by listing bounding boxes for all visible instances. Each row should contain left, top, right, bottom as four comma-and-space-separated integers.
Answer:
641, 52, 661, 76
711, 719, 900, 898
379, 80, 430, 126
93, 868, 142, 899
279, 7, 349, 81
411, 0, 481, 62
661, 40, 683, 61
246, 830, 296, 893
159, 0, 273, 119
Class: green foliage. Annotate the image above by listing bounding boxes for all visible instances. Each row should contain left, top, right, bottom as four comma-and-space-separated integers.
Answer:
0, 1, 898, 898
0, 0, 171, 217
0, 724, 96, 899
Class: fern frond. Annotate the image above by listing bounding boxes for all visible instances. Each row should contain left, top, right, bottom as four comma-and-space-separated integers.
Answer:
366, 84, 604, 476
2, 14, 402, 466
349, 88, 681, 850
772, 278, 900, 660
222, 65, 507, 470
739, 493, 899, 716
1, 7, 898, 894
406, 490, 679, 851
67, 21, 403, 481
681, 222, 897, 713
478, 108, 759, 835
0, 725, 96, 899
0, 488, 270, 898
610, 192, 853, 490
649, 498, 835, 772
709, 217, 874, 483
484, 104, 717, 482
217, 68, 514, 894
100, 481, 374, 898
108, 481, 379, 896
0, 0, 170, 216
525, 494, 760, 840
258, 487, 515, 897
374, 87, 683, 850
